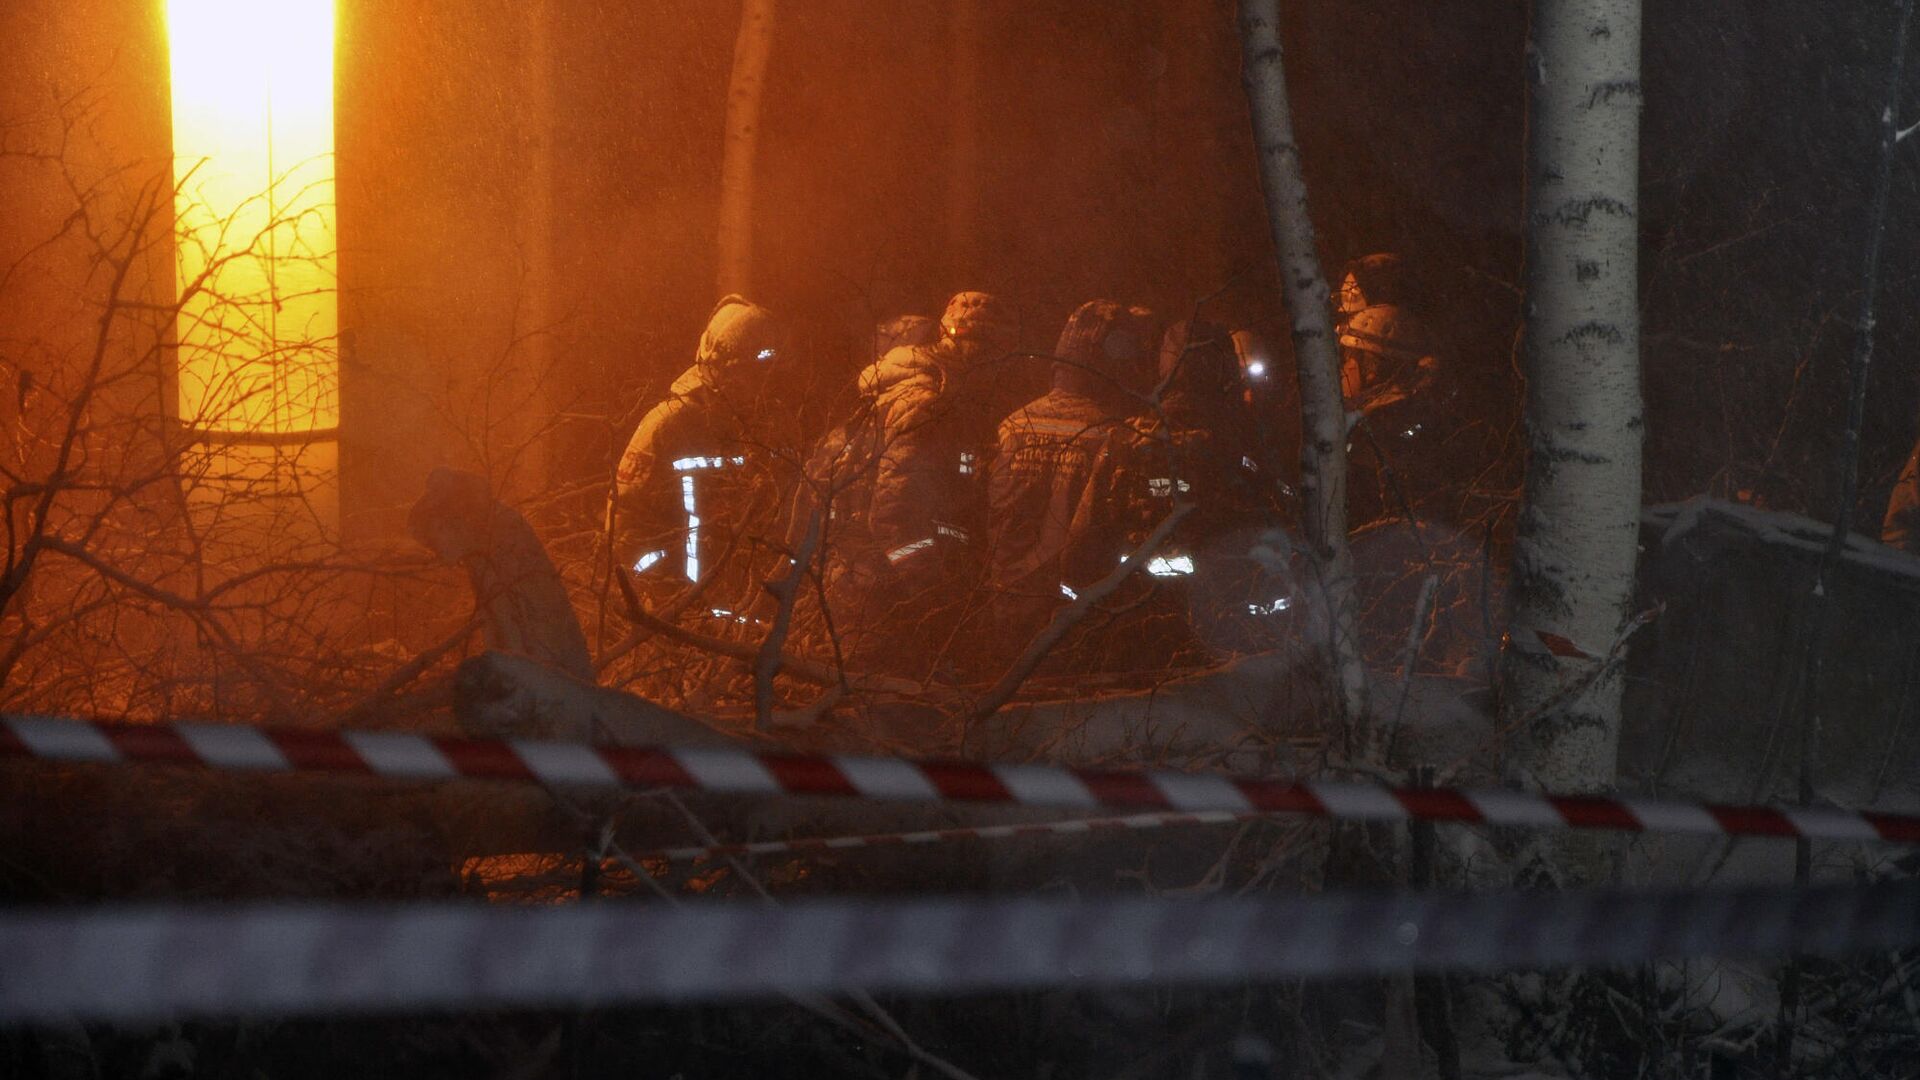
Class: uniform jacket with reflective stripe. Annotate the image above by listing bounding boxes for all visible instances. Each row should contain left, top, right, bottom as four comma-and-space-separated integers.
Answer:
609, 364, 788, 581
988, 390, 1139, 593
843, 344, 1003, 558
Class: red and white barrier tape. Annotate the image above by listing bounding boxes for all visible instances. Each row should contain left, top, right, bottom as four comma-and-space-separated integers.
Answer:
6, 713, 1919, 844
639, 810, 1263, 863
5, 879, 1918, 1021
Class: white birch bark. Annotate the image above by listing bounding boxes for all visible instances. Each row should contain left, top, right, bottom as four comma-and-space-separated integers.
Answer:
1503, 0, 1644, 794
716, 0, 777, 297
1237, 0, 1369, 731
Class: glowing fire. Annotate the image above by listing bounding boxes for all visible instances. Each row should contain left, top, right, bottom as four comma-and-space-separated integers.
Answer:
167, 0, 339, 438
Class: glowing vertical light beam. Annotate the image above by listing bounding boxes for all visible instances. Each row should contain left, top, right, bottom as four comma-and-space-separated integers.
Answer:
167, 0, 339, 437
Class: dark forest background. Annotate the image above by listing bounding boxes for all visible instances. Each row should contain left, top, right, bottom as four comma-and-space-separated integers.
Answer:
337, 0, 1920, 534
10, 0, 1916, 537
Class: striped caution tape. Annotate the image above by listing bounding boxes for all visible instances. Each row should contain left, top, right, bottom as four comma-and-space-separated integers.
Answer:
3, 879, 1917, 1021
638, 810, 1265, 862
5, 712, 1919, 844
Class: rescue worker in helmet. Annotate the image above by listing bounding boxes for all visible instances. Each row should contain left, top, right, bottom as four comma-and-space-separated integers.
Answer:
608, 296, 794, 621
798, 291, 1022, 674
872, 313, 939, 362
1338, 255, 1507, 674
1149, 318, 1283, 519
1227, 325, 1302, 501
1119, 319, 1299, 661
1335, 253, 1464, 529
984, 300, 1154, 663
863, 292, 1022, 582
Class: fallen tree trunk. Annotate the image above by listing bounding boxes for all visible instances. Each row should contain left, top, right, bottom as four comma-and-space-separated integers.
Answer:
456, 637, 1494, 781
460, 640, 1286, 766
408, 467, 592, 682
454, 650, 738, 747
973, 658, 1491, 772
968, 652, 1298, 768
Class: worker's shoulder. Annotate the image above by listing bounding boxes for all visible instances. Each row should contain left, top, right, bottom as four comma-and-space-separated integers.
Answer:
859, 345, 942, 399
1003, 391, 1131, 439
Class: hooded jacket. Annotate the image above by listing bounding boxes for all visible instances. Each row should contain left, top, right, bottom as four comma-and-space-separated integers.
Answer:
609, 298, 787, 584
810, 292, 1023, 577
842, 341, 1003, 569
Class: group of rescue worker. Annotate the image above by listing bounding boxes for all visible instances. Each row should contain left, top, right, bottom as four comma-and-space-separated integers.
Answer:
606, 255, 1478, 683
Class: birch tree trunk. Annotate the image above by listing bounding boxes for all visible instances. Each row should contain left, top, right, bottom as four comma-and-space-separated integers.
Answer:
945, 0, 982, 282
716, 0, 777, 297
513, 0, 556, 495
1502, 0, 1644, 794
1237, 0, 1369, 732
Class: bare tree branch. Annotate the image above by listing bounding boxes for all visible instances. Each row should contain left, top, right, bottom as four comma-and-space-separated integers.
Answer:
969, 502, 1194, 724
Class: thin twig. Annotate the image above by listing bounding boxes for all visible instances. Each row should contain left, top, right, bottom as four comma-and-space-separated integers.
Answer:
1381, 573, 1440, 765
613, 574, 926, 699
968, 502, 1195, 724
753, 505, 824, 730
342, 612, 485, 723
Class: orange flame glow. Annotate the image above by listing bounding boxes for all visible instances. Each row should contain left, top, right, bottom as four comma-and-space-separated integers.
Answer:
167, 0, 339, 437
